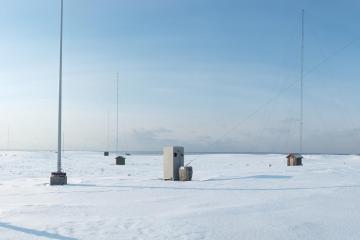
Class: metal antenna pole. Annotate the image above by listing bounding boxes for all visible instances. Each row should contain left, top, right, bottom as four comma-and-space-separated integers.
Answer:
57, 0, 64, 172
107, 110, 110, 151
7, 127, 10, 151
116, 72, 119, 154
62, 132, 65, 155
300, 9, 304, 154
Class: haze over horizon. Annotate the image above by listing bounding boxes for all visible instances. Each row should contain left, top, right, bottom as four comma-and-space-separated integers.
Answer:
1, 0, 360, 154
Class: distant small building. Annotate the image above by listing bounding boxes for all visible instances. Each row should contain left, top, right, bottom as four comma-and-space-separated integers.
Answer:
287, 153, 303, 166
116, 156, 126, 165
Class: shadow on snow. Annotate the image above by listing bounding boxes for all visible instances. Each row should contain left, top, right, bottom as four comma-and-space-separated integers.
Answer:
0, 222, 78, 240
67, 183, 360, 192
204, 174, 293, 181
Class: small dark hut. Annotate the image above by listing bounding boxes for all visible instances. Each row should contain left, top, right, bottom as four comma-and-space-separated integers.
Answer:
287, 153, 303, 166
116, 156, 126, 165
104, 151, 109, 156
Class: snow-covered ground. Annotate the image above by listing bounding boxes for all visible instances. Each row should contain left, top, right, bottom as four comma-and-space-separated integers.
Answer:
0, 151, 360, 240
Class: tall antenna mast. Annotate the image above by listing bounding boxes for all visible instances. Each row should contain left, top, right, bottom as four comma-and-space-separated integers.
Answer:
300, 9, 304, 154
116, 72, 119, 154
57, 0, 64, 172
50, 0, 67, 185
114, 73, 125, 165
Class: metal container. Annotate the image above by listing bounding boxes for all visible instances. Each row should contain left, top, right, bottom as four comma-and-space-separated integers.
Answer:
179, 166, 193, 181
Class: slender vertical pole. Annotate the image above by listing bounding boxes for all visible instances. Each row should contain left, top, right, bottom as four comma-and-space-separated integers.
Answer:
107, 110, 110, 151
300, 9, 304, 154
116, 72, 119, 154
7, 127, 10, 151
57, 0, 64, 172
62, 132, 65, 155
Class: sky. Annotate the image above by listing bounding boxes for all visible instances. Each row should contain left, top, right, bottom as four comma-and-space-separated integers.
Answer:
0, 0, 360, 153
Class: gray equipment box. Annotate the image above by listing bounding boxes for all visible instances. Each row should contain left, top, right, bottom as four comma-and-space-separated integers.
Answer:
163, 146, 184, 180
50, 172, 67, 185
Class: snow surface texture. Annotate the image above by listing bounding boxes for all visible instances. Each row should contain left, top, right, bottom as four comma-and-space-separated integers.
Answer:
0, 151, 360, 240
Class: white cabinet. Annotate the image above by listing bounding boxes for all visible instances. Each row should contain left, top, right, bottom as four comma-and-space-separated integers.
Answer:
163, 146, 184, 180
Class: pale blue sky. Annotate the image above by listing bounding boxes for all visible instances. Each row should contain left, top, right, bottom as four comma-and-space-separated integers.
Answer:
0, 0, 360, 153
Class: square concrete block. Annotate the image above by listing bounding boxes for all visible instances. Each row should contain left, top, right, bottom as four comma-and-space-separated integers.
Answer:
50, 172, 67, 185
